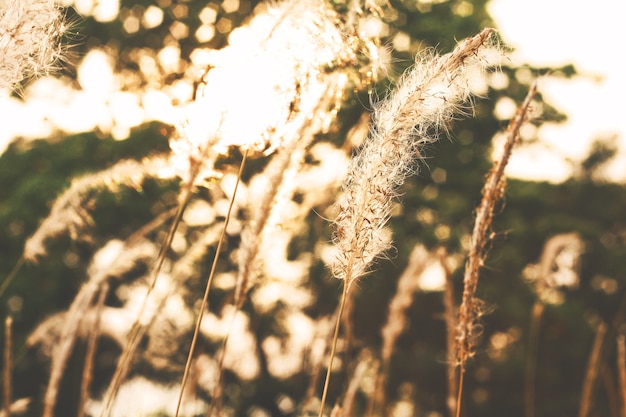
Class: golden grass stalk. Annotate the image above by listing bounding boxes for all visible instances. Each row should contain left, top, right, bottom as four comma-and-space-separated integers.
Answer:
175, 150, 248, 417
526, 233, 584, 305
213, 92, 340, 415
174, 0, 381, 410
523, 232, 584, 417
98, 124, 224, 417
367, 245, 430, 416
228, 0, 384, 310
579, 321, 607, 417
78, 283, 108, 417
302, 315, 335, 413
456, 80, 538, 417
323, 28, 498, 417
441, 247, 457, 417
343, 351, 376, 417
41, 285, 100, 417
34, 0, 380, 412
617, 335, 626, 417
381, 245, 430, 368
42, 239, 155, 417
525, 300, 544, 417
23, 157, 170, 262
3, 317, 11, 417
0, 258, 25, 302
602, 364, 620, 417
235, 143, 299, 308
319, 277, 350, 417
173, 0, 381, 412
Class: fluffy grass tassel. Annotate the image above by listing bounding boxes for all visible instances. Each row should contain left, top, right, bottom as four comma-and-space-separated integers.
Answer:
320, 28, 499, 417
455, 80, 538, 417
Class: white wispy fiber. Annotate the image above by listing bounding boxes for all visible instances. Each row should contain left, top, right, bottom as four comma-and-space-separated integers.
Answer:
169, 0, 381, 183
0, 0, 66, 91
332, 28, 498, 282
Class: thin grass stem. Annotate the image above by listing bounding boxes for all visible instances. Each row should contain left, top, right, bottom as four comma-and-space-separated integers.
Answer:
43, 284, 103, 417
441, 248, 458, 417
603, 364, 621, 417
78, 283, 108, 417
617, 335, 626, 417
3, 316, 12, 417
370, 245, 430, 416
98, 185, 192, 417
0, 257, 25, 300
319, 277, 350, 417
525, 301, 544, 417
455, 366, 464, 417
303, 316, 334, 413
206, 312, 236, 417
579, 321, 607, 417
343, 353, 375, 417
175, 149, 248, 417
99, 128, 223, 417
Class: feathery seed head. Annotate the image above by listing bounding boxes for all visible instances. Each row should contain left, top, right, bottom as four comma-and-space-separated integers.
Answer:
331, 29, 498, 283
0, 0, 66, 91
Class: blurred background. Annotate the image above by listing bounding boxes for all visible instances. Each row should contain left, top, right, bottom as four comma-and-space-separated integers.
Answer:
1, 1, 625, 416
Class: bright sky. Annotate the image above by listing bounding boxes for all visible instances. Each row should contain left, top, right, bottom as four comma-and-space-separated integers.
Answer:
488, 0, 626, 182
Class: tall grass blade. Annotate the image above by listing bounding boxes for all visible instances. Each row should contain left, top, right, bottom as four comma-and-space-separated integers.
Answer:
176, 150, 248, 417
